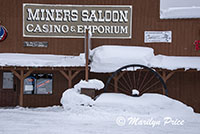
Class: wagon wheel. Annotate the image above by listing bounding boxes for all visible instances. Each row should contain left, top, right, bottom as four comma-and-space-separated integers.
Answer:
104, 64, 168, 96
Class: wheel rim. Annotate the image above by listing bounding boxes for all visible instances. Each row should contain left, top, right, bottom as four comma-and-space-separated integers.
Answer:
104, 64, 168, 96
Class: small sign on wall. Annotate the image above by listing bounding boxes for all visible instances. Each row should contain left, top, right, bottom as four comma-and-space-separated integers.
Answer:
144, 31, 172, 43
0, 25, 8, 42
24, 41, 48, 48
194, 40, 200, 51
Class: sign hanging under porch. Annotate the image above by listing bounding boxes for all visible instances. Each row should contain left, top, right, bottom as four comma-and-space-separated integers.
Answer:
23, 4, 132, 39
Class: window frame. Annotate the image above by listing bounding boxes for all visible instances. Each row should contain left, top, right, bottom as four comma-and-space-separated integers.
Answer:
24, 73, 53, 95
1, 71, 14, 90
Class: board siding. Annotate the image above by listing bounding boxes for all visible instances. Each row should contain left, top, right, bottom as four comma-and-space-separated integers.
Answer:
0, 0, 199, 113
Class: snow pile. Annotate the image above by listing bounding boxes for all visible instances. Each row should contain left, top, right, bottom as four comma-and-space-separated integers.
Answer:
60, 88, 94, 110
150, 55, 200, 71
74, 79, 104, 91
160, 0, 200, 19
60, 79, 104, 110
95, 93, 194, 117
61, 78, 195, 118
0, 53, 85, 67
132, 89, 139, 96
90, 45, 200, 72
90, 45, 154, 72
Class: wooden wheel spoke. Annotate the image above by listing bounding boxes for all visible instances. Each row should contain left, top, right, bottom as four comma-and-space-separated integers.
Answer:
110, 82, 131, 94
136, 69, 141, 89
138, 70, 149, 91
116, 77, 130, 91
120, 72, 132, 90
140, 74, 155, 92
140, 80, 161, 94
105, 64, 168, 96
132, 69, 136, 89
126, 71, 133, 90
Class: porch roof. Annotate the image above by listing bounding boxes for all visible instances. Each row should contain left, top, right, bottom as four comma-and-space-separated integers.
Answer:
0, 53, 85, 68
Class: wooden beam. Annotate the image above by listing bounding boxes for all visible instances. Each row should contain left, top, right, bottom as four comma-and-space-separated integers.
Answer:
59, 70, 73, 88
166, 71, 175, 81
68, 70, 72, 78
0, 66, 85, 71
68, 70, 72, 88
11, 69, 30, 107
85, 29, 89, 81
19, 70, 24, 107
161, 71, 176, 83
115, 71, 125, 81
59, 70, 70, 80
71, 70, 81, 80
11, 70, 21, 80
23, 69, 34, 79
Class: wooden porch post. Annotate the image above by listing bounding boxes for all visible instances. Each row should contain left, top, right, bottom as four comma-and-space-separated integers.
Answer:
11, 69, 33, 107
59, 69, 81, 88
160, 70, 175, 94
161, 70, 175, 83
19, 70, 24, 106
85, 29, 89, 81
68, 70, 72, 88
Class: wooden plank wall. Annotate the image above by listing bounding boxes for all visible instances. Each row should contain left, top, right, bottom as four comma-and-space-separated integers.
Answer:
0, 0, 199, 56
0, 0, 199, 112
166, 72, 200, 113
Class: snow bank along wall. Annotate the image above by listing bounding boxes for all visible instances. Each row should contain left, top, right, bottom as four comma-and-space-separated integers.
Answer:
0, 0, 200, 112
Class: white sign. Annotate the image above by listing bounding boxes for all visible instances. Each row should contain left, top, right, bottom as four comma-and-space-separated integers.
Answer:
144, 31, 172, 43
24, 85, 34, 92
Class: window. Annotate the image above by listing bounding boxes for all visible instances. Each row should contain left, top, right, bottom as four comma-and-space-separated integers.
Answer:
3, 72, 14, 89
24, 73, 52, 94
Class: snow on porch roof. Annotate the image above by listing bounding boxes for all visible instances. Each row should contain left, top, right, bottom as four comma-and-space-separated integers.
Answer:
150, 55, 200, 71
90, 45, 200, 73
160, 0, 200, 19
0, 53, 85, 67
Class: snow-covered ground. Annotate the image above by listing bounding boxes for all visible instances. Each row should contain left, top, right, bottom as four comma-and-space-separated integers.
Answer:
0, 93, 200, 134
0, 80, 200, 134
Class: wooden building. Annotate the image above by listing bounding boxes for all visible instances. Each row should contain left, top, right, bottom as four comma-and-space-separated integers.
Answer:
0, 0, 200, 113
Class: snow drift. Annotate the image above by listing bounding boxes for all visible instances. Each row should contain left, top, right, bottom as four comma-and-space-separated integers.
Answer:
150, 55, 200, 71
61, 79, 195, 119
90, 45, 154, 72
60, 79, 104, 110
89, 45, 200, 72
60, 88, 94, 110
74, 79, 104, 91
95, 93, 194, 117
